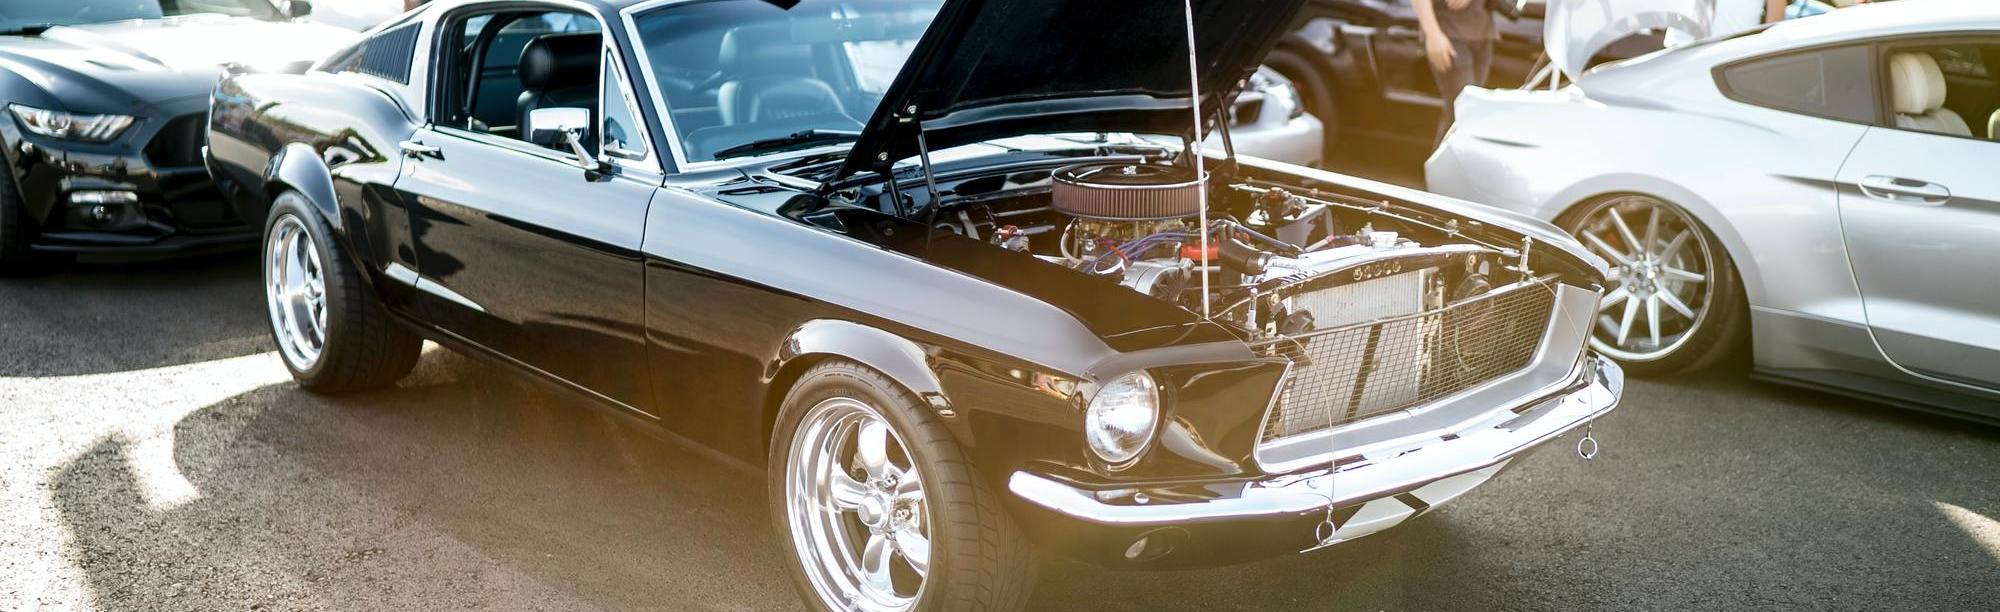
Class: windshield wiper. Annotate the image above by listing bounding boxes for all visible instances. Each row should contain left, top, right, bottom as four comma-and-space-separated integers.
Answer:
0, 23, 54, 36
712, 129, 861, 161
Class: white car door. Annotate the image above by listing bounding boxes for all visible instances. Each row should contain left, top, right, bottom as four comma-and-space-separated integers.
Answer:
1835, 44, 2000, 388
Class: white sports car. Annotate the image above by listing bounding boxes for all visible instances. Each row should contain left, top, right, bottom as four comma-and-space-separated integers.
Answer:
1426, 0, 2000, 421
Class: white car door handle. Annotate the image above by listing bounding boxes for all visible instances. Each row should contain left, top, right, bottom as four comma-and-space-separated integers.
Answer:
1858, 175, 1950, 205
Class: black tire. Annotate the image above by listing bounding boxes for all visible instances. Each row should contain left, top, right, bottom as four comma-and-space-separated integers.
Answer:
1265, 48, 1338, 166
263, 190, 421, 392
769, 360, 1037, 612
0, 165, 63, 275
1559, 195, 1748, 376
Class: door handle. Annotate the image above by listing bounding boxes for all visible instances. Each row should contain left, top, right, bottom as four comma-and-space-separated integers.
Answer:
398, 140, 443, 160
1857, 175, 1949, 205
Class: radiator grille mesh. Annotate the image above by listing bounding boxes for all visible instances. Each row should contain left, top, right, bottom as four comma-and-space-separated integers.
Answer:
1259, 282, 1556, 442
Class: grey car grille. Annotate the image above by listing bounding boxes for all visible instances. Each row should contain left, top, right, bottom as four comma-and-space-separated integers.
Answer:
1258, 279, 1557, 442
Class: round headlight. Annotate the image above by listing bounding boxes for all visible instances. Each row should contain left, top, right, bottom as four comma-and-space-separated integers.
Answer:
1084, 370, 1160, 465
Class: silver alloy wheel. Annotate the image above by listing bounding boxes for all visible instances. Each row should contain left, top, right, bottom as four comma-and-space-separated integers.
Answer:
785, 397, 932, 612
266, 214, 328, 371
1571, 195, 1715, 362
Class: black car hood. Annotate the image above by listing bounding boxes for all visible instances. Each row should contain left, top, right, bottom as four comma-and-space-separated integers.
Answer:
834, 0, 1309, 180
0, 16, 353, 114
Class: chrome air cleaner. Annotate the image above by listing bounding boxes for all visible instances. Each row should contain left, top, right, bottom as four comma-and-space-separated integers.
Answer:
1050, 162, 1204, 221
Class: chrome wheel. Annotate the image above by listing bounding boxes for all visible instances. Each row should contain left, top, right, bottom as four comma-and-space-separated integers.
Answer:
265, 214, 327, 371
785, 397, 931, 612
1572, 195, 1715, 362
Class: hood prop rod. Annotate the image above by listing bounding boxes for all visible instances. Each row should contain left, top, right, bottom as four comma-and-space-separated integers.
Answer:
1182, 0, 1211, 319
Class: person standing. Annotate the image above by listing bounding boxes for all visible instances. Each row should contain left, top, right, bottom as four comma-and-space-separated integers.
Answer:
1415, 0, 1498, 148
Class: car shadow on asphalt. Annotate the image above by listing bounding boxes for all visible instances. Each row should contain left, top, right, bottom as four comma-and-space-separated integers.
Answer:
0, 253, 267, 378
43, 347, 1560, 611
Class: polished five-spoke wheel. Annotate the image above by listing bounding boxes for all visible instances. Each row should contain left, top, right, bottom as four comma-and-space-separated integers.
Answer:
260, 191, 421, 392
266, 214, 328, 371
787, 397, 933, 611
1565, 194, 1745, 374
771, 361, 1036, 612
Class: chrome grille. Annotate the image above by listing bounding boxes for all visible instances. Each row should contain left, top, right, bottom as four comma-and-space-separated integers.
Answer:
1259, 280, 1557, 442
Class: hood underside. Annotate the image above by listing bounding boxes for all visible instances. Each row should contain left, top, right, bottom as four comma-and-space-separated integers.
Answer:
1546, 0, 1712, 80
836, 0, 1309, 180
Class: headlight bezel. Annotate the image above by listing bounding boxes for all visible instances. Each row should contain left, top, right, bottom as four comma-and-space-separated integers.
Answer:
8, 104, 137, 143
1083, 369, 1163, 469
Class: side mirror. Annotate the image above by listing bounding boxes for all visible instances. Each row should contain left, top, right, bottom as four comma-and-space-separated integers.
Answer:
284, 0, 314, 19
526, 107, 602, 172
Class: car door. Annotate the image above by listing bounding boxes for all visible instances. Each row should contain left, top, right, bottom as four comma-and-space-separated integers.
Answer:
1834, 43, 2000, 388
395, 17, 662, 411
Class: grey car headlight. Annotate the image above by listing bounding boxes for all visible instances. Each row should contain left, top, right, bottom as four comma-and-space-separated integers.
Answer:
1084, 370, 1161, 466
9, 105, 136, 143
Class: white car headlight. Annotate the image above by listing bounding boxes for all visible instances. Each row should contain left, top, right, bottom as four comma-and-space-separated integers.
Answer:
1249, 67, 1307, 121
9, 105, 136, 143
1084, 370, 1160, 466
1264, 78, 1306, 121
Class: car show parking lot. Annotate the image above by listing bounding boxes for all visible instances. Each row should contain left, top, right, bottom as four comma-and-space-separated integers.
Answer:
3, 257, 1997, 611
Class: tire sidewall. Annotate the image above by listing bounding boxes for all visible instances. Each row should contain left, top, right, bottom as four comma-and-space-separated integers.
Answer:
263, 191, 347, 381
768, 363, 956, 612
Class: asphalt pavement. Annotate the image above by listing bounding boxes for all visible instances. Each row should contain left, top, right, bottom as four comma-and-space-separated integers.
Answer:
3, 254, 1997, 611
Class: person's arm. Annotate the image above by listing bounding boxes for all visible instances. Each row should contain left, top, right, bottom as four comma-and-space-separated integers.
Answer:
1765, 0, 1787, 23
1415, 0, 1455, 72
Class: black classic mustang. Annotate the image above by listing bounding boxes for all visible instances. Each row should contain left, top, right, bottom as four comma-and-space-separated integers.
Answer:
0, 0, 347, 272
207, 0, 1623, 609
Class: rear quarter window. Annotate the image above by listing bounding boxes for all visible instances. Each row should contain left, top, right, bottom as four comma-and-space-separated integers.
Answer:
328, 23, 422, 84
1719, 45, 1876, 124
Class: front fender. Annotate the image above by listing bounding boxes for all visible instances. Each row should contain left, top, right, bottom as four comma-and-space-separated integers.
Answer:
773, 319, 948, 405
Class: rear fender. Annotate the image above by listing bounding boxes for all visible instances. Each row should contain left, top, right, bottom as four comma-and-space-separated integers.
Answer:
265, 143, 343, 232
263, 142, 383, 291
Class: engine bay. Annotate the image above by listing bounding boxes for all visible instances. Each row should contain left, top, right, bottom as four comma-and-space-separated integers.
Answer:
864, 157, 1552, 342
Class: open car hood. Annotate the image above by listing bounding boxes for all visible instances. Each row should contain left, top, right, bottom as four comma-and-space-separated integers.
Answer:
1545, 0, 1711, 79
834, 0, 1309, 180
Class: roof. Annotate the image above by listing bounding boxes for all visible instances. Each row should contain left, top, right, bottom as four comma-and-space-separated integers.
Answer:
1745, 0, 2000, 51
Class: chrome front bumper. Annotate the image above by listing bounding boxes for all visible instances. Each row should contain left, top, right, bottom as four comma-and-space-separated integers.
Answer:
1010, 355, 1622, 529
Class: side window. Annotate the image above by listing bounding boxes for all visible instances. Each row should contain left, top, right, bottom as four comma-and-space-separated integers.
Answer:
601, 51, 646, 160
328, 22, 421, 84
1720, 45, 1875, 124
434, 10, 603, 149
1881, 44, 2000, 140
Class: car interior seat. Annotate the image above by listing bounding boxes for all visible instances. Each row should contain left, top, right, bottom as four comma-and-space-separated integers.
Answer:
714, 26, 850, 126
1888, 52, 1971, 136
517, 32, 602, 148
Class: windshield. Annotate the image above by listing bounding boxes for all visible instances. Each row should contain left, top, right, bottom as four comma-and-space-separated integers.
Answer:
631, 0, 941, 163
0, 0, 280, 31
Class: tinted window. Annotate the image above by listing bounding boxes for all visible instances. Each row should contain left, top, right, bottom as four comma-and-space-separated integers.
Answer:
1721, 45, 1875, 124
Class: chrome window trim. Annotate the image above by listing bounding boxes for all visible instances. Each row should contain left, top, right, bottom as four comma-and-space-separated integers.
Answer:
621, 0, 861, 174
1251, 281, 1601, 475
